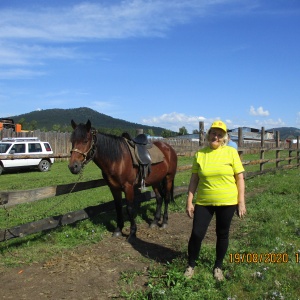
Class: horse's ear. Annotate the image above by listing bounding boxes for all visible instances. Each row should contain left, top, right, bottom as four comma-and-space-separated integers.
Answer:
86, 120, 91, 131
71, 119, 77, 129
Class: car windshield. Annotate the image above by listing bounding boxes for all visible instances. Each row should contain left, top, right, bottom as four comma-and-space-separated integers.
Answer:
0, 143, 12, 154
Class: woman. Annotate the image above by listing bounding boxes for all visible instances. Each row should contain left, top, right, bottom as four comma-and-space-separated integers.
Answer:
184, 120, 245, 281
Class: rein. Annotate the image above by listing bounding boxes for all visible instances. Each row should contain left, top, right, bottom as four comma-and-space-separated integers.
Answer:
70, 129, 97, 166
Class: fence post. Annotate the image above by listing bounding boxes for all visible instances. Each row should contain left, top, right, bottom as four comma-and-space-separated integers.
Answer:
199, 121, 205, 147
260, 127, 265, 172
237, 127, 243, 158
297, 137, 300, 167
276, 131, 280, 168
288, 137, 293, 165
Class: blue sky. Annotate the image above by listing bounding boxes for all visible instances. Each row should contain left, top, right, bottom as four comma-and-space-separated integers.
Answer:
0, 0, 299, 133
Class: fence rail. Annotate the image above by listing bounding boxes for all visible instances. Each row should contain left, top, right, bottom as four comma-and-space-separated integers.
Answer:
0, 186, 188, 242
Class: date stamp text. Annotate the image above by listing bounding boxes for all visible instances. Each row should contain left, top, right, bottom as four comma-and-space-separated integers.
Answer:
229, 253, 300, 264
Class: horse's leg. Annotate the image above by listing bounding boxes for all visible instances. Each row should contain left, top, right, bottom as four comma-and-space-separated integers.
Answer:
111, 189, 124, 237
124, 185, 137, 242
161, 178, 174, 229
150, 185, 163, 228
161, 189, 170, 229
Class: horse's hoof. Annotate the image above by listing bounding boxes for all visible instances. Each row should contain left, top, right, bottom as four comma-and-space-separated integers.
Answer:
150, 222, 158, 229
162, 223, 168, 229
112, 231, 122, 237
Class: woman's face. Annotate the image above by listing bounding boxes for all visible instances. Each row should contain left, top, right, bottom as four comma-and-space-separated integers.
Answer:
208, 128, 225, 149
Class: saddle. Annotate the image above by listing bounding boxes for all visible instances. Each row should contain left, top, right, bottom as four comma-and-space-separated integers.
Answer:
122, 132, 152, 189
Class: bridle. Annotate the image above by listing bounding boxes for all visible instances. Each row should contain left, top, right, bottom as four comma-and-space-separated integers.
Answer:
70, 129, 97, 166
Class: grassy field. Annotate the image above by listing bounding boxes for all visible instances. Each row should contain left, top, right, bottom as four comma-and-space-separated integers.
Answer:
139, 167, 300, 300
1, 153, 300, 299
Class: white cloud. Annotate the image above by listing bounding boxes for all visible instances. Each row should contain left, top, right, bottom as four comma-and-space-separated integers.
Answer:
0, 1, 240, 42
141, 112, 237, 133
0, 0, 266, 78
0, 42, 83, 66
254, 118, 285, 128
141, 111, 288, 132
249, 105, 269, 116
142, 112, 206, 132
0, 68, 45, 79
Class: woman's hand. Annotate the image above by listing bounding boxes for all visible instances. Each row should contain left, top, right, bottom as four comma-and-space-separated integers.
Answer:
237, 202, 246, 218
186, 202, 195, 219
186, 173, 199, 219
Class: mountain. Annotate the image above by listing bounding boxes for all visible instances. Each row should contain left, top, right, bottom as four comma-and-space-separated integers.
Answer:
7, 107, 173, 136
270, 127, 300, 140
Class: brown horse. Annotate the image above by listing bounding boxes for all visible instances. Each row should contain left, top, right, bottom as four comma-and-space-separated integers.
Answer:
68, 120, 177, 241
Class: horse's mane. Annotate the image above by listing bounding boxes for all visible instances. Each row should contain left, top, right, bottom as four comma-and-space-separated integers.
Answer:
96, 132, 126, 162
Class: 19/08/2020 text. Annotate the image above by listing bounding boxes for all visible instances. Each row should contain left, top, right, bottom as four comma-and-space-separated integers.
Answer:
229, 253, 289, 263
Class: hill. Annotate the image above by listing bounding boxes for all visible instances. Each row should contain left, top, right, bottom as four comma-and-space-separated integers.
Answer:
8, 107, 173, 136
270, 127, 300, 140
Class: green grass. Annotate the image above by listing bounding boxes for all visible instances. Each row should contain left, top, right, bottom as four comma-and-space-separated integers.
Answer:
118, 168, 300, 300
1, 155, 300, 299
0, 158, 189, 267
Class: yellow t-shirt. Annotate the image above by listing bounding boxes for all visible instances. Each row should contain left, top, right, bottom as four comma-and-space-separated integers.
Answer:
192, 145, 245, 206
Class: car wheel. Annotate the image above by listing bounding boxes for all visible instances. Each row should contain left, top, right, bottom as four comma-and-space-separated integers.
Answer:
38, 160, 51, 172
0, 165, 3, 175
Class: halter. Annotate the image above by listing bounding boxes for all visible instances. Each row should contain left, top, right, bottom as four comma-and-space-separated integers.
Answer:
70, 129, 97, 166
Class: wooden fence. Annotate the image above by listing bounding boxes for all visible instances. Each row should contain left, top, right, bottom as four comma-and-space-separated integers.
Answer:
1, 127, 299, 242
1, 146, 299, 242
1, 127, 298, 158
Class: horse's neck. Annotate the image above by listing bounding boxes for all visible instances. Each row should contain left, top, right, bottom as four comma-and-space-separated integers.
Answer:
95, 133, 127, 165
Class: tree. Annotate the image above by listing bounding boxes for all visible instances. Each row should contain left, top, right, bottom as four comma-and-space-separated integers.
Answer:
179, 126, 188, 135
161, 129, 172, 138
147, 129, 155, 136
52, 124, 61, 131
192, 129, 199, 134
29, 120, 38, 130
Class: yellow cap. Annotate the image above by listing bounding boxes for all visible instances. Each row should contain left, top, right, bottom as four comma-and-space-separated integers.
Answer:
210, 120, 227, 132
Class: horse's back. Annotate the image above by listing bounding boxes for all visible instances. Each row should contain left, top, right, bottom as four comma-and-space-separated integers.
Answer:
152, 140, 177, 173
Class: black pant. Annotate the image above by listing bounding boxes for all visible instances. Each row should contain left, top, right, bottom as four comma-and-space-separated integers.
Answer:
187, 204, 236, 269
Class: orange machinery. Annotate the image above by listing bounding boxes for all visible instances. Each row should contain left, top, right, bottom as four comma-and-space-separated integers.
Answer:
0, 118, 22, 132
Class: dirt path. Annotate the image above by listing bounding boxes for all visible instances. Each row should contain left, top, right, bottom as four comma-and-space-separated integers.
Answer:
1, 212, 237, 299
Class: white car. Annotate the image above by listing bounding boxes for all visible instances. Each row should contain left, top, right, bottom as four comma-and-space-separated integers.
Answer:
0, 137, 54, 175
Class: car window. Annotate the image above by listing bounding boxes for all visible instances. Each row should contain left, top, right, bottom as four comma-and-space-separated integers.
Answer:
0, 143, 12, 153
44, 143, 52, 151
29, 143, 42, 153
11, 143, 26, 154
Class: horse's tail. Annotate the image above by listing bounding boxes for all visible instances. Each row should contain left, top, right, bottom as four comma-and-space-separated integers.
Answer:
170, 179, 175, 203
159, 177, 175, 203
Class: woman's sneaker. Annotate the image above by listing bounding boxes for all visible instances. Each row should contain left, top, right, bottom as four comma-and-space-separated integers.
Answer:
213, 267, 224, 281
184, 266, 194, 279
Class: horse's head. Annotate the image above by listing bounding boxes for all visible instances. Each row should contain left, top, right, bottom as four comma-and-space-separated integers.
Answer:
68, 119, 96, 174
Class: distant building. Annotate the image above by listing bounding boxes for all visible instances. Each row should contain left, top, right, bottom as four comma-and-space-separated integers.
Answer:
228, 127, 275, 143
173, 127, 275, 144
